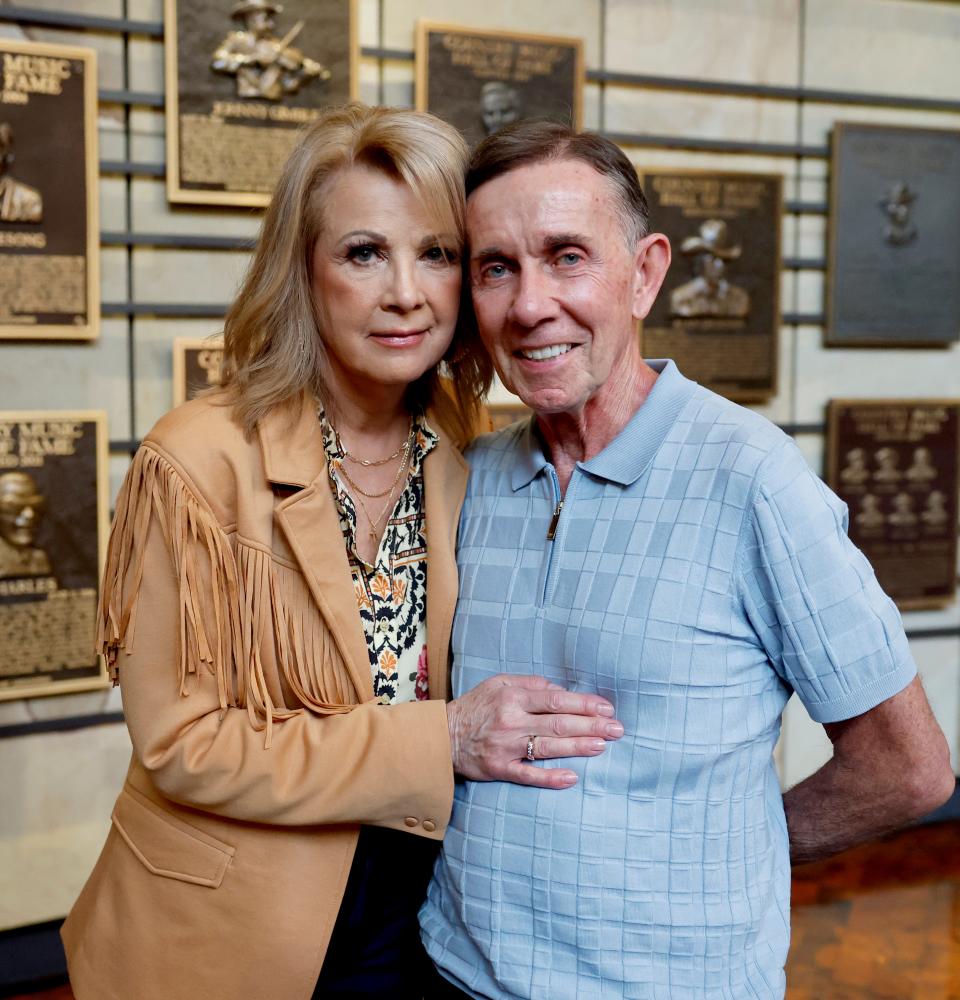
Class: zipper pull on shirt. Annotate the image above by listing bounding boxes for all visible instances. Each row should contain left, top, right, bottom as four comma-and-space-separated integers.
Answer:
547, 500, 564, 540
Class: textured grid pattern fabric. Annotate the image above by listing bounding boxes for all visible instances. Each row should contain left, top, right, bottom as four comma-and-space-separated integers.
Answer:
421, 360, 916, 1000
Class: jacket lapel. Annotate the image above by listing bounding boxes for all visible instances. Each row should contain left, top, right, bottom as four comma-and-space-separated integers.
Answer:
258, 396, 374, 703
424, 425, 469, 702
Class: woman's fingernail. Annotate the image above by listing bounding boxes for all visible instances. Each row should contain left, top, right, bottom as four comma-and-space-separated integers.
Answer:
560, 771, 578, 786
590, 739, 606, 752
606, 722, 624, 738
597, 703, 615, 717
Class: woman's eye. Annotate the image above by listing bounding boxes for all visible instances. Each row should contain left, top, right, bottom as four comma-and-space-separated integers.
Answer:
347, 244, 378, 263
425, 245, 458, 264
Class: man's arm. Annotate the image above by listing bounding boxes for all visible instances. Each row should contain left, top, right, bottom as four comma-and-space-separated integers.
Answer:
783, 675, 954, 865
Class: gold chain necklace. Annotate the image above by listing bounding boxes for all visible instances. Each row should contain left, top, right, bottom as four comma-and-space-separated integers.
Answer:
335, 425, 413, 499
347, 449, 412, 541
341, 418, 412, 467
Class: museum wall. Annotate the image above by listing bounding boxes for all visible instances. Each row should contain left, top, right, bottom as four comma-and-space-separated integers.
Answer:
0, 0, 959, 937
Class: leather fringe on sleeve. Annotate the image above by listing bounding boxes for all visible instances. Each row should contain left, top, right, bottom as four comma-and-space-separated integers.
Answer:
97, 446, 355, 747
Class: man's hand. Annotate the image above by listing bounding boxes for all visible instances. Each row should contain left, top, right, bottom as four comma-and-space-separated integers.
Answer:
447, 674, 624, 789
784, 675, 954, 865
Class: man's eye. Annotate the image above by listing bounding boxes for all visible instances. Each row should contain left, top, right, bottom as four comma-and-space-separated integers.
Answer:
558, 252, 581, 265
483, 263, 508, 280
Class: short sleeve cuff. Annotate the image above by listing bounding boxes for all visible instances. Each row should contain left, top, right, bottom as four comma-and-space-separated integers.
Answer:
800, 656, 917, 724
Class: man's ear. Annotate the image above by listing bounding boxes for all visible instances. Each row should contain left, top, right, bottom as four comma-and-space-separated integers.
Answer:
631, 233, 671, 322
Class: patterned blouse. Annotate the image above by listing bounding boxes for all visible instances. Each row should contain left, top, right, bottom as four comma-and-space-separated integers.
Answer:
320, 408, 435, 705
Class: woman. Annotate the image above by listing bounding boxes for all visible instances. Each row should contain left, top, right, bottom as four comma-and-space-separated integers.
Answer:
61, 104, 619, 1000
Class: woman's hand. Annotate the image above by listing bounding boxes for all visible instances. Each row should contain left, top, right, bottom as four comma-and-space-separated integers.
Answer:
447, 674, 624, 789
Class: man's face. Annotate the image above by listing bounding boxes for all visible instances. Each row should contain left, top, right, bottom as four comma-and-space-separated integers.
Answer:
0, 475, 44, 549
700, 252, 725, 287
246, 9, 274, 37
480, 88, 519, 135
467, 158, 663, 416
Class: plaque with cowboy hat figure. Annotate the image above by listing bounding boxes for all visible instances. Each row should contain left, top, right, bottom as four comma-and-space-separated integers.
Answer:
165, 0, 357, 207
0, 38, 99, 341
639, 169, 782, 403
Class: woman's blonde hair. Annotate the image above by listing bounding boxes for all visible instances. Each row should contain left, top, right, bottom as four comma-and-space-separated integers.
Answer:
220, 103, 492, 446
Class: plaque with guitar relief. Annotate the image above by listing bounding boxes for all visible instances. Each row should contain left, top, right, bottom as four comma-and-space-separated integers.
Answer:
165, 0, 357, 207
0, 412, 108, 699
827, 123, 960, 346
827, 399, 960, 610
639, 170, 783, 403
173, 336, 225, 406
0, 39, 99, 340
415, 21, 583, 146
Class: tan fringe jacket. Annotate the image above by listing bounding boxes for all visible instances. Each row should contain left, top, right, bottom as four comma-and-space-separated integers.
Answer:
62, 392, 465, 1000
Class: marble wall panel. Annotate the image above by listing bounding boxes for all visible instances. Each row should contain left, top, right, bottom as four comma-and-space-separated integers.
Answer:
133, 317, 226, 435
604, 87, 797, 147
804, 0, 960, 101
801, 103, 960, 150
127, 35, 163, 95
0, 724, 130, 929
130, 177, 263, 237
793, 335, 960, 423
605, 0, 799, 85
383, 0, 602, 65
132, 247, 250, 305
0, 318, 128, 427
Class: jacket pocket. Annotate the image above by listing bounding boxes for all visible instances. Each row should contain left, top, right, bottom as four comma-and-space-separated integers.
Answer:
111, 785, 235, 889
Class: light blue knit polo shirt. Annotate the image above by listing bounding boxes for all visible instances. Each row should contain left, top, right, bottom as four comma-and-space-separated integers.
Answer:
421, 359, 916, 1000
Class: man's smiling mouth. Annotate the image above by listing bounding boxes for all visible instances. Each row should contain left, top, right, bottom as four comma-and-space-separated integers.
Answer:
518, 344, 575, 361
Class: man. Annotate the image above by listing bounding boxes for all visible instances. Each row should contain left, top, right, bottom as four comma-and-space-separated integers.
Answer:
0, 123, 42, 224
210, 0, 329, 102
422, 122, 954, 999
0, 471, 51, 578
480, 81, 521, 136
670, 218, 750, 319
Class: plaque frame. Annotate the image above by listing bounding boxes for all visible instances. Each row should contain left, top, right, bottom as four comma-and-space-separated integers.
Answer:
414, 21, 584, 144
164, 0, 359, 208
172, 335, 225, 407
0, 38, 99, 341
638, 167, 784, 403
826, 122, 960, 348
0, 410, 109, 700
826, 397, 960, 611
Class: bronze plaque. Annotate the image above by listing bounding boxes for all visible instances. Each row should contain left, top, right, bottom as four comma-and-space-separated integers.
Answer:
165, 0, 358, 207
173, 336, 224, 406
489, 402, 532, 433
415, 22, 583, 146
827, 399, 960, 610
0, 39, 99, 340
640, 170, 783, 402
827, 123, 960, 346
0, 412, 109, 699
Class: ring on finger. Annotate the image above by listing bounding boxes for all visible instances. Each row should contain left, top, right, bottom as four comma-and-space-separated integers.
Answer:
525, 735, 537, 762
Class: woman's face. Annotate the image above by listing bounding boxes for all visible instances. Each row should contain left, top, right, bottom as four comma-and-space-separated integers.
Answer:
310, 165, 462, 400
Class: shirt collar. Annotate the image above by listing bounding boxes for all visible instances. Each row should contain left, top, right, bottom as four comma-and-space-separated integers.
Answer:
509, 359, 697, 491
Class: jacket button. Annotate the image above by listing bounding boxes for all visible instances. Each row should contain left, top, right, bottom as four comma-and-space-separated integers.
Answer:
422, 820, 436, 833
404, 816, 418, 828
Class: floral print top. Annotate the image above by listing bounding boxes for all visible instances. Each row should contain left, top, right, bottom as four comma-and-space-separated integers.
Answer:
320, 407, 435, 705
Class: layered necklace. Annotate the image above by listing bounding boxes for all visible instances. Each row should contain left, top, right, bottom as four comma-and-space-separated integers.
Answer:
334, 419, 414, 542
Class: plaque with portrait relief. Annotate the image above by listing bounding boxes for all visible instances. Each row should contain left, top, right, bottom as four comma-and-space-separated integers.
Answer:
827, 399, 960, 610
639, 170, 783, 402
0, 39, 99, 340
173, 336, 224, 406
827, 123, 960, 346
415, 22, 583, 147
165, 0, 358, 207
0, 411, 109, 700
